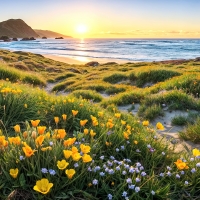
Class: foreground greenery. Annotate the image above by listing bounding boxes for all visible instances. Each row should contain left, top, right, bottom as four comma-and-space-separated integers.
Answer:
0, 49, 200, 199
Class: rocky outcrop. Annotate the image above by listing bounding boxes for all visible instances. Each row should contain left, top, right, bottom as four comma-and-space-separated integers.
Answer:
12, 38, 18, 41
35, 29, 72, 38
21, 37, 36, 41
0, 36, 11, 42
85, 61, 99, 67
0, 19, 38, 38
42, 37, 47, 39
55, 37, 64, 39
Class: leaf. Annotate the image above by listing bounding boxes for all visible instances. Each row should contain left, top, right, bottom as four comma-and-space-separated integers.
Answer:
19, 173, 26, 187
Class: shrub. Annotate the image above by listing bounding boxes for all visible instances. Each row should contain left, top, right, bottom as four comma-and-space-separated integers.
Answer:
171, 115, 188, 126
103, 73, 127, 84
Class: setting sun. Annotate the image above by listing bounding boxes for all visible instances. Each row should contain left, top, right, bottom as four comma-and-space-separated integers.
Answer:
75, 24, 88, 34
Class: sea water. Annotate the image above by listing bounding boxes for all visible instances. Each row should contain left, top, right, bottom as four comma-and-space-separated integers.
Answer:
0, 38, 200, 62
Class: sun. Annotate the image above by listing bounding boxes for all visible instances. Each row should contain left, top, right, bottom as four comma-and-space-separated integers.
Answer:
75, 24, 88, 34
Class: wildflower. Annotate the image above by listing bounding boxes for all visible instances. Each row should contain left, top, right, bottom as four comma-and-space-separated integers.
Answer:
174, 159, 189, 170
9, 168, 19, 178
31, 120, 40, 127
124, 132, 129, 140
92, 179, 98, 185
190, 158, 194, 161
129, 185, 135, 190
151, 190, 155, 195
122, 171, 127, 175
72, 152, 82, 161
160, 173, 164, 177
176, 174, 180, 179
22, 145, 36, 157
41, 168, 48, 173
166, 166, 172, 170
166, 171, 171, 176
98, 111, 104, 117
100, 155, 104, 160
115, 113, 121, 118
57, 129, 67, 139
23, 131, 28, 138
142, 120, 149, 126
108, 169, 114, 174
135, 187, 140, 193
33, 178, 53, 194
65, 169, 76, 179
121, 120, 126, 125
62, 114, 67, 121
106, 121, 114, 128
126, 178, 132, 184
116, 148, 119, 152
122, 191, 127, 197
49, 169, 56, 175
54, 117, 59, 124
133, 140, 138, 145
162, 152, 165, 155
156, 122, 165, 130
90, 130, 96, 137
108, 194, 113, 200
92, 119, 99, 126
24, 104, 27, 108
57, 160, 69, 170
80, 144, 91, 154
31, 131, 37, 139
84, 128, 89, 135
8, 136, 21, 145
13, 124, 20, 133
82, 154, 92, 163
135, 177, 140, 182
80, 119, 88, 126
37, 126, 46, 135
147, 144, 151, 148
19, 156, 24, 160
141, 172, 147, 176
63, 138, 76, 147
192, 148, 200, 157
180, 170, 185, 175
100, 172, 105, 176
49, 141, 53, 146
72, 110, 78, 116
35, 135, 45, 146
196, 163, 200, 167
191, 168, 196, 173
185, 181, 189, 185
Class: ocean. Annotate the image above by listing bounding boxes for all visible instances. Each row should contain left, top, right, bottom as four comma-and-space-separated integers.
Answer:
1, 38, 200, 62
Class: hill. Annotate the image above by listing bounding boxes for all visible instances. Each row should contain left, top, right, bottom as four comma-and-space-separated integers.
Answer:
34, 29, 72, 38
0, 19, 38, 38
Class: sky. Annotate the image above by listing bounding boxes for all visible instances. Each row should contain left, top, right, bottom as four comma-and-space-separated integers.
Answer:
1, 0, 200, 38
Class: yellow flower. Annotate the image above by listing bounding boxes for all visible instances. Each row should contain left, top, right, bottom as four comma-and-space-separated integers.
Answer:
57, 159, 69, 170
72, 110, 78, 116
133, 140, 138, 145
174, 159, 189, 170
9, 168, 19, 178
156, 122, 165, 130
121, 120, 126, 125
24, 104, 27, 108
106, 141, 112, 146
71, 146, 78, 154
41, 146, 52, 151
123, 132, 129, 140
8, 136, 21, 145
35, 135, 45, 146
37, 126, 46, 135
14, 124, 20, 133
31, 120, 40, 127
80, 119, 88, 127
82, 154, 92, 163
22, 145, 36, 157
80, 144, 91, 154
106, 121, 114, 129
115, 113, 121, 118
33, 178, 53, 195
98, 112, 104, 117
142, 120, 149, 126
63, 138, 76, 147
62, 114, 67, 121
45, 132, 50, 139
84, 128, 89, 135
193, 148, 200, 157
63, 150, 72, 159
92, 119, 98, 126
54, 117, 59, 124
56, 129, 66, 139
72, 152, 82, 161
65, 169, 75, 179
90, 130, 96, 137
111, 182, 115, 186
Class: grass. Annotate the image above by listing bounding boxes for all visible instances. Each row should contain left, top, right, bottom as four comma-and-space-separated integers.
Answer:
171, 115, 188, 126
1, 49, 200, 199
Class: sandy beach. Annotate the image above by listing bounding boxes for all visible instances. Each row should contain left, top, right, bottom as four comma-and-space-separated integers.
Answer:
44, 54, 131, 65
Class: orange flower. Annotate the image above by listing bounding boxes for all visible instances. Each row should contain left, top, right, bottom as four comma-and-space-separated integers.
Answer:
82, 154, 92, 163
54, 117, 59, 124
8, 136, 21, 145
123, 132, 129, 140
63, 150, 72, 159
31, 120, 40, 127
80, 119, 88, 127
72, 110, 78, 116
56, 129, 66, 139
13, 124, 20, 133
92, 119, 98, 126
106, 121, 114, 129
80, 144, 91, 154
174, 159, 189, 170
62, 114, 67, 121
37, 126, 46, 135
22, 145, 35, 157
90, 130, 96, 137
156, 122, 165, 130
23, 131, 28, 138
35, 135, 45, 146
63, 138, 76, 147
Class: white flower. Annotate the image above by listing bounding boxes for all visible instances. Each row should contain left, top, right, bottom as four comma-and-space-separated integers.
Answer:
121, 145, 125, 150
122, 171, 127, 175
108, 169, 114, 174
147, 144, 151, 148
159, 173, 164, 177
92, 179, 98, 185
116, 148, 120, 152
185, 181, 189, 185
151, 190, 155, 195
116, 166, 121, 171
100, 155, 104, 160
74, 163, 79, 168
162, 152, 165, 155
126, 178, 132, 184
166, 171, 171, 176
41, 168, 48, 173
180, 170, 185, 175
136, 149, 141, 152
176, 174, 180, 179
49, 141, 53, 146
190, 158, 194, 161
191, 168, 196, 173
196, 163, 200, 167
167, 166, 172, 170
136, 162, 141, 167
140, 166, 144, 171
108, 194, 113, 200
100, 172, 105, 176
129, 167, 135, 173
110, 156, 115, 160
135, 187, 140, 193
135, 177, 141, 182
19, 156, 25, 160
141, 172, 146, 176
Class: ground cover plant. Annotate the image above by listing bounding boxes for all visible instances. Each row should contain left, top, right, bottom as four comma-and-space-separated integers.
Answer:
0, 50, 200, 199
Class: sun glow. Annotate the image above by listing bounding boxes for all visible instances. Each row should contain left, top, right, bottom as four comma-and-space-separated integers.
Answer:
75, 24, 88, 34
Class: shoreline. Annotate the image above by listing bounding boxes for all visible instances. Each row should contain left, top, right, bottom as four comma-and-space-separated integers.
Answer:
43, 54, 131, 65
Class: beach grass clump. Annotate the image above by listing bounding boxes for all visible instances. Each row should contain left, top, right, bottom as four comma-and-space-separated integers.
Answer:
103, 73, 128, 84
52, 80, 76, 92
171, 115, 188, 126
138, 104, 164, 120
179, 117, 200, 143
54, 72, 76, 81
70, 89, 103, 102
105, 86, 126, 95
